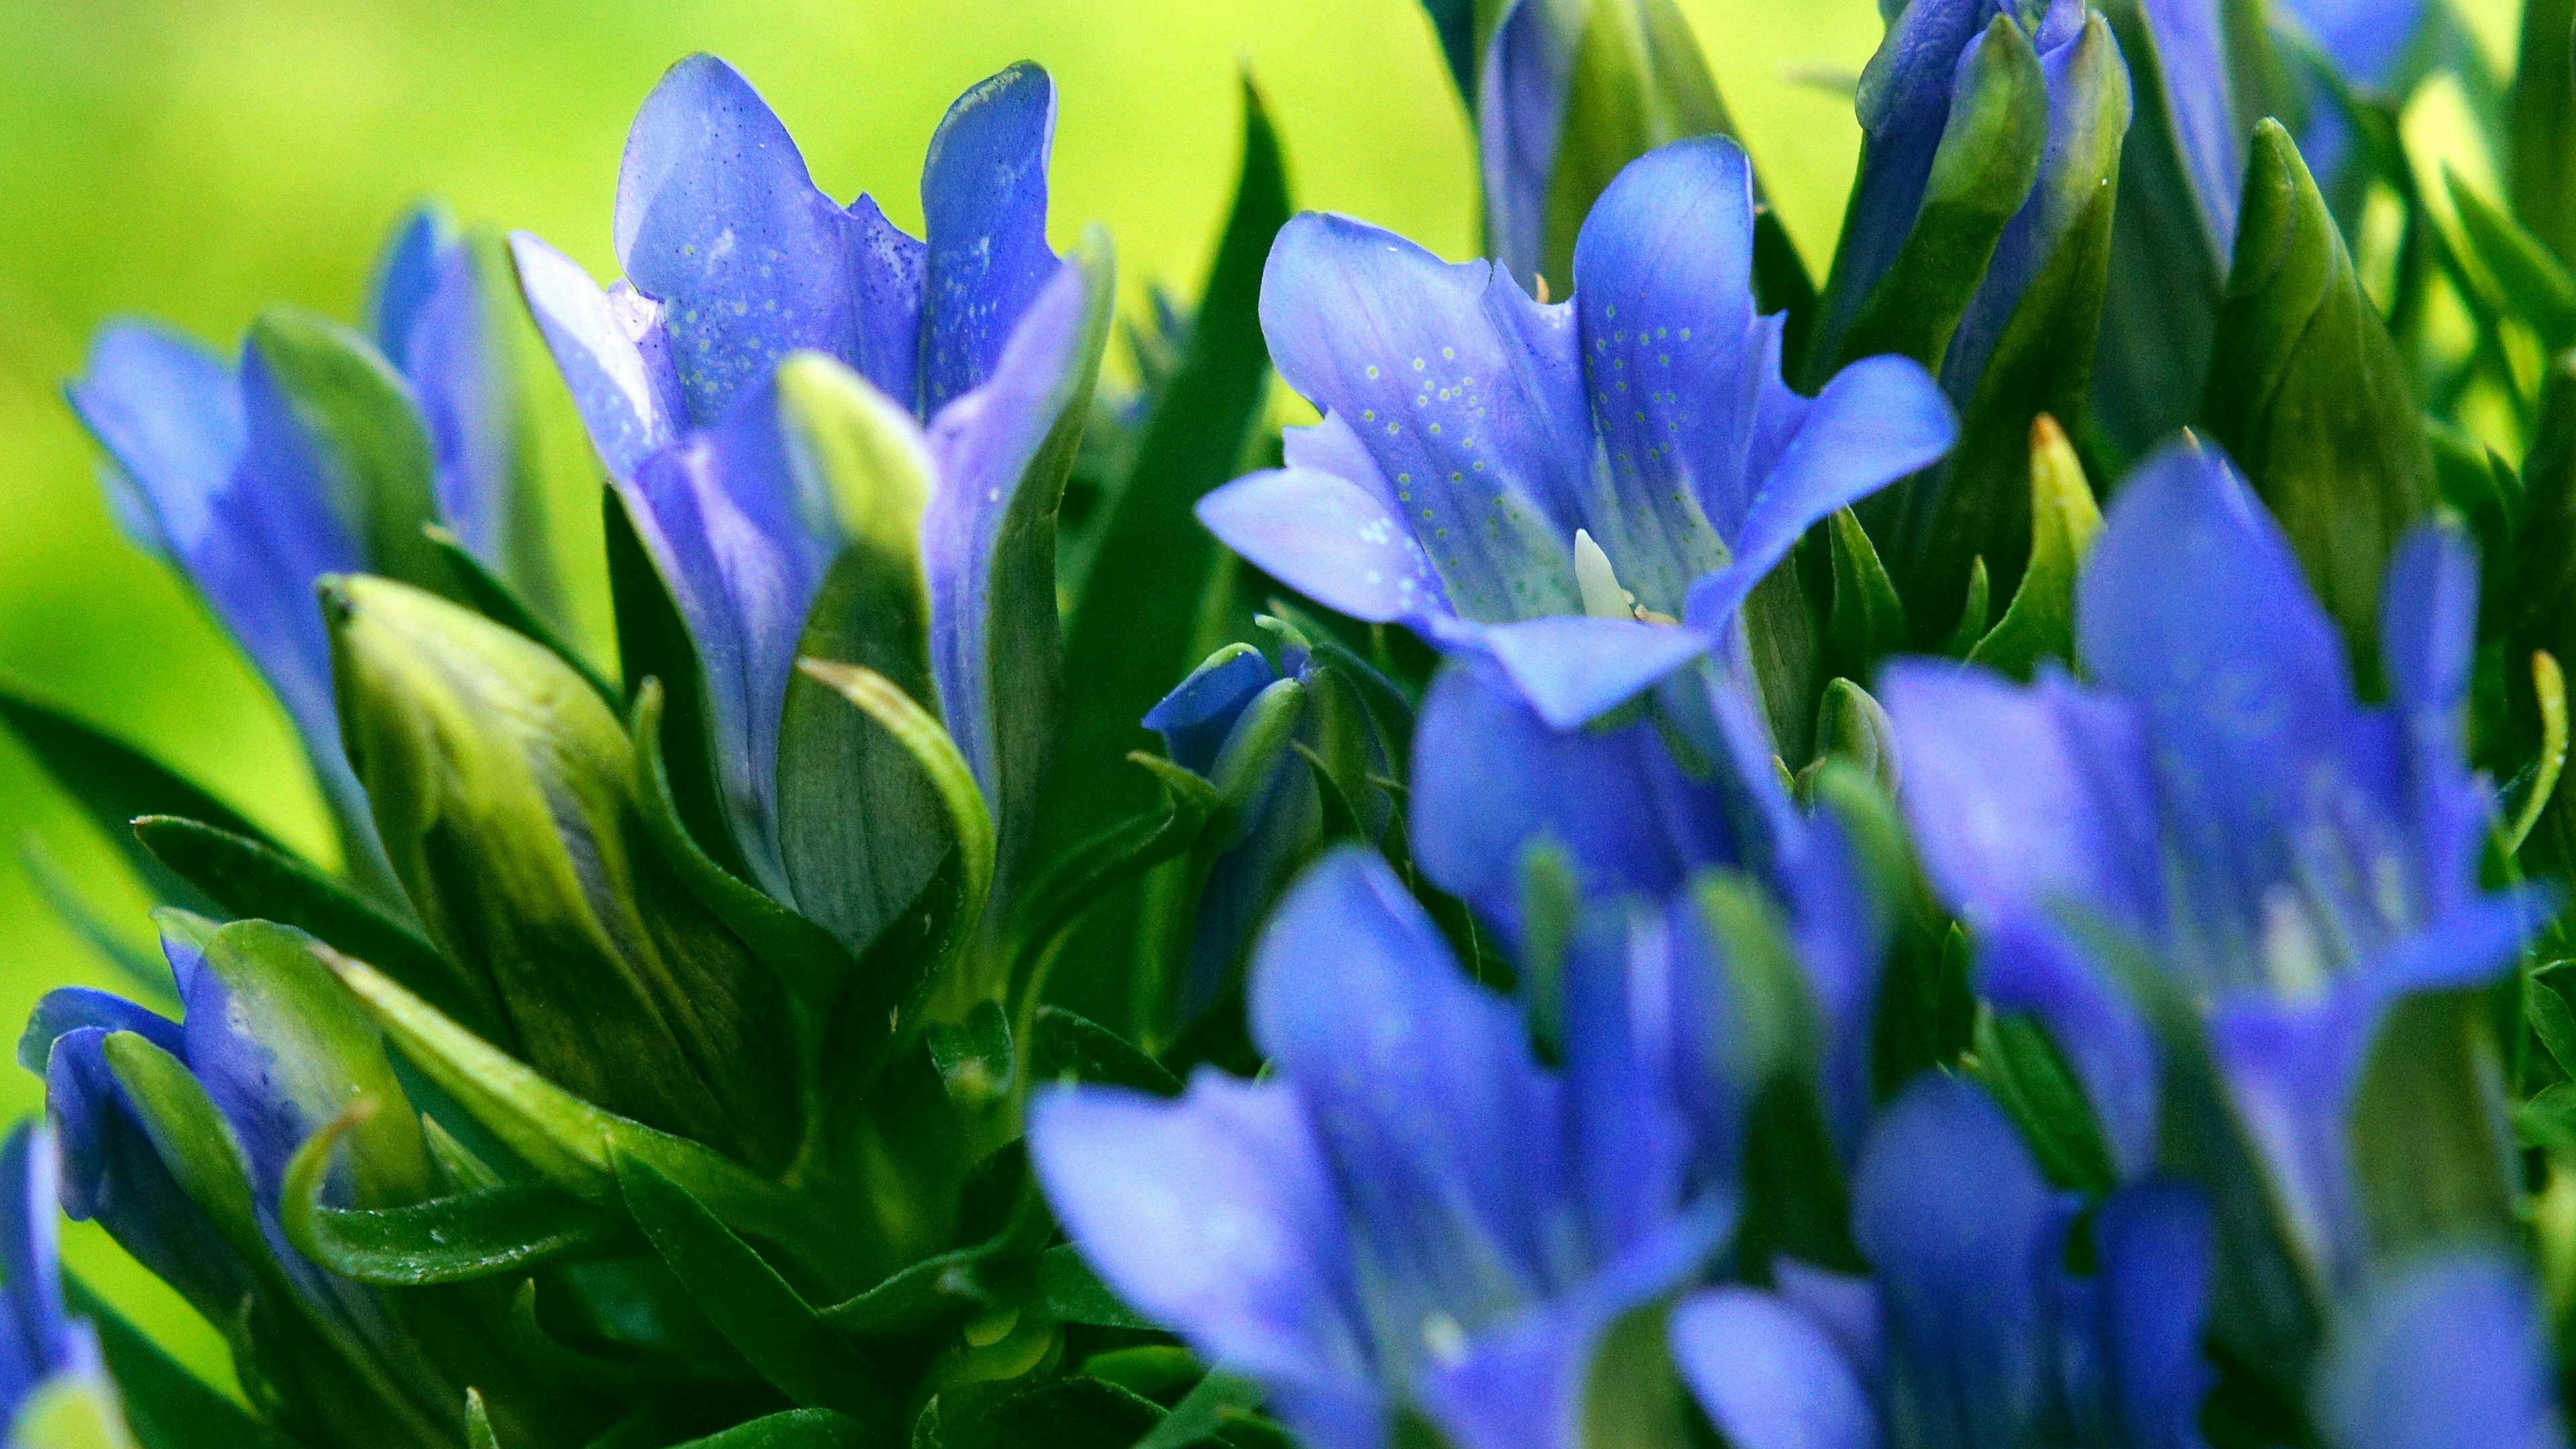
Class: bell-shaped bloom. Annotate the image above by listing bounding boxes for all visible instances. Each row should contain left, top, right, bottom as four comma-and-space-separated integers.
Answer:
1197, 136, 1955, 731
2311, 1251, 2569, 1449
1030, 847, 1725, 1449
1140, 629, 1399, 1026
1879, 438, 2546, 1287
1409, 659, 1884, 1163
66, 207, 568, 900
512, 56, 1109, 912
1673, 1074, 2214, 1449
21, 914, 466, 1447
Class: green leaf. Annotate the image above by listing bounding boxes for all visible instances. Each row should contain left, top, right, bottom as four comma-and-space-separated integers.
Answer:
1825, 509, 1907, 683
0, 677, 276, 910
667, 1412, 865, 1449
132, 814, 470, 1029
1968, 412, 2103, 680
465, 1390, 499, 1449
1970, 1008, 2120, 1193
796, 659, 996, 987
1135, 1373, 1267, 1449
2201, 121, 2433, 678
928, 999, 1016, 1112
1540, 0, 1735, 289
2512, 0, 2576, 264
1940, 556, 1991, 657
604, 484, 743, 881
1888, 13, 2127, 639
613, 1148, 893, 1423
1809, 12, 2049, 383
1027, 1006, 1180, 1096
282, 1104, 631, 1285
937, 1379, 1162, 1449
323, 952, 835, 1264
1046, 78, 1289, 871
1799, 678, 1898, 801
425, 523, 621, 710
244, 306, 448, 596
64, 1275, 286, 1449
2350, 991, 2519, 1263
1580, 1300, 1698, 1449
1034, 1245, 1155, 1330
2508, 651, 2570, 858
2517, 1081, 2576, 1151
2448, 171, 2576, 352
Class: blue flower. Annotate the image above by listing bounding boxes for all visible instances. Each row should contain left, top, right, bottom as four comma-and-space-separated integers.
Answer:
2311, 1251, 2569, 1449
0, 1122, 124, 1441
1672, 1073, 2214, 1449
1030, 846, 1725, 1449
1878, 437, 2546, 1285
2278, 0, 2427, 95
511, 56, 1111, 912
22, 915, 463, 1446
1197, 136, 1954, 730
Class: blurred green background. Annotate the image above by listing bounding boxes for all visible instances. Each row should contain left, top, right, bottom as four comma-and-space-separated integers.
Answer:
0, 0, 2179, 1389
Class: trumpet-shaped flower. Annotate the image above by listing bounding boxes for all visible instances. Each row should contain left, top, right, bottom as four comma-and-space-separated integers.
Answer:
1673, 1074, 2214, 1449
1197, 136, 1955, 731
1879, 438, 2545, 1284
512, 56, 1109, 914
1031, 847, 1724, 1449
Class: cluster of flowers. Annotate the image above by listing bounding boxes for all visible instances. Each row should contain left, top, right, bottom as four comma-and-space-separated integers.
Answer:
0, 0, 2567, 1446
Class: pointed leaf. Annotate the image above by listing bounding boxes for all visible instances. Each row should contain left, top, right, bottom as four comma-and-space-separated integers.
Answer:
1033, 1245, 1156, 1330
1968, 412, 2102, 679
668, 1412, 865, 1449
1970, 1008, 2120, 1192
1826, 508, 1907, 680
2449, 172, 2576, 352
2512, 0, 2576, 264
1027, 1006, 1180, 1097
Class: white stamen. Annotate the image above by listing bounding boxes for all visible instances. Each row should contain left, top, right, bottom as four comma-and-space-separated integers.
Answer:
1573, 529, 1631, 621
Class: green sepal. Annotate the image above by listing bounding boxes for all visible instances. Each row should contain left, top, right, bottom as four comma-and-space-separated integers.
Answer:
1046, 78, 1289, 871
131, 814, 468, 1031
1811, 12, 2049, 382
1825, 509, 1907, 684
1134, 1371, 1267, 1449
1579, 1299, 1699, 1449
666, 1411, 865, 1449
2448, 172, 2576, 354
1539, 0, 1735, 290
2200, 121, 2433, 678
282, 1102, 632, 1285
1969, 1008, 2120, 1193
1026, 1006, 1181, 1097
64, 1274, 286, 1449
98, 1030, 264, 1263
1968, 412, 2103, 680
323, 952, 837, 1269
2512, 0, 2576, 265
2349, 990, 2520, 1265
244, 307, 448, 598
612, 1147, 894, 1424
424, 523, 620, 711
604, 484, 743, 882
1892, 13, 2128, 638
0, 678, 277, 912
1797, 679, 1899, 802
771, 354, 946, 957
1034, 1246, 1155, 1330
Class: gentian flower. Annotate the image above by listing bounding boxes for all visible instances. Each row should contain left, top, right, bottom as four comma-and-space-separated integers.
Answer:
21, 914, 486, 1448
2277, 0, 2427, 96
1138, 628, 1397, 1028
1031, 846, 1725, 1449
1879, 437, 2546, 1289
2311, 1251, 2569, 1449
511, 55, 1112, 936
0, 1123, 131, 1446
1672, 1073, 2214, 1449
1197, 136, 1954, 731
64, 205, 554, 903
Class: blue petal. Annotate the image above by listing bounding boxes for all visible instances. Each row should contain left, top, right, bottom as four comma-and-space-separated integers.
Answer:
1684, 354, 1955, 630
922, 254, 1102, 842
1476, 0, 1577, 287
1410, 667, 1749, 934
66, 322, 246, 562
614, 54, 857, 429
2379, 521, 2488, 919
1197, 467, 1451, 626
2069, 1183, 2214, 1449
2314, 1251, 2568, 1449
1144, 645, 1280, 777
1851, 1075, 2066, 1449
1560, 907, 1697, 1245
1671, 1287, 1879, 1449
1478, 615, 1717, 729
1250, 848, 1576, 1371
621, 372, 841, 891
0, 1124, 74, 1405
1027, 1077, 1377, 1436
2140, 0, 2246, 252
846, 194, 929, 411
2282, 0, 2426, 89
1566, 136, 1757, 618
366, 205, 455, 369
1258, 212, 1591, 624
511, 232, 686, 480
919, 63, 1063, 415
1976, 913, 2163, 1181
403, 243, 513, 566
1876, 661, 2165, 937
44, 1029, 258, 1326
17, 990, 183, 1079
